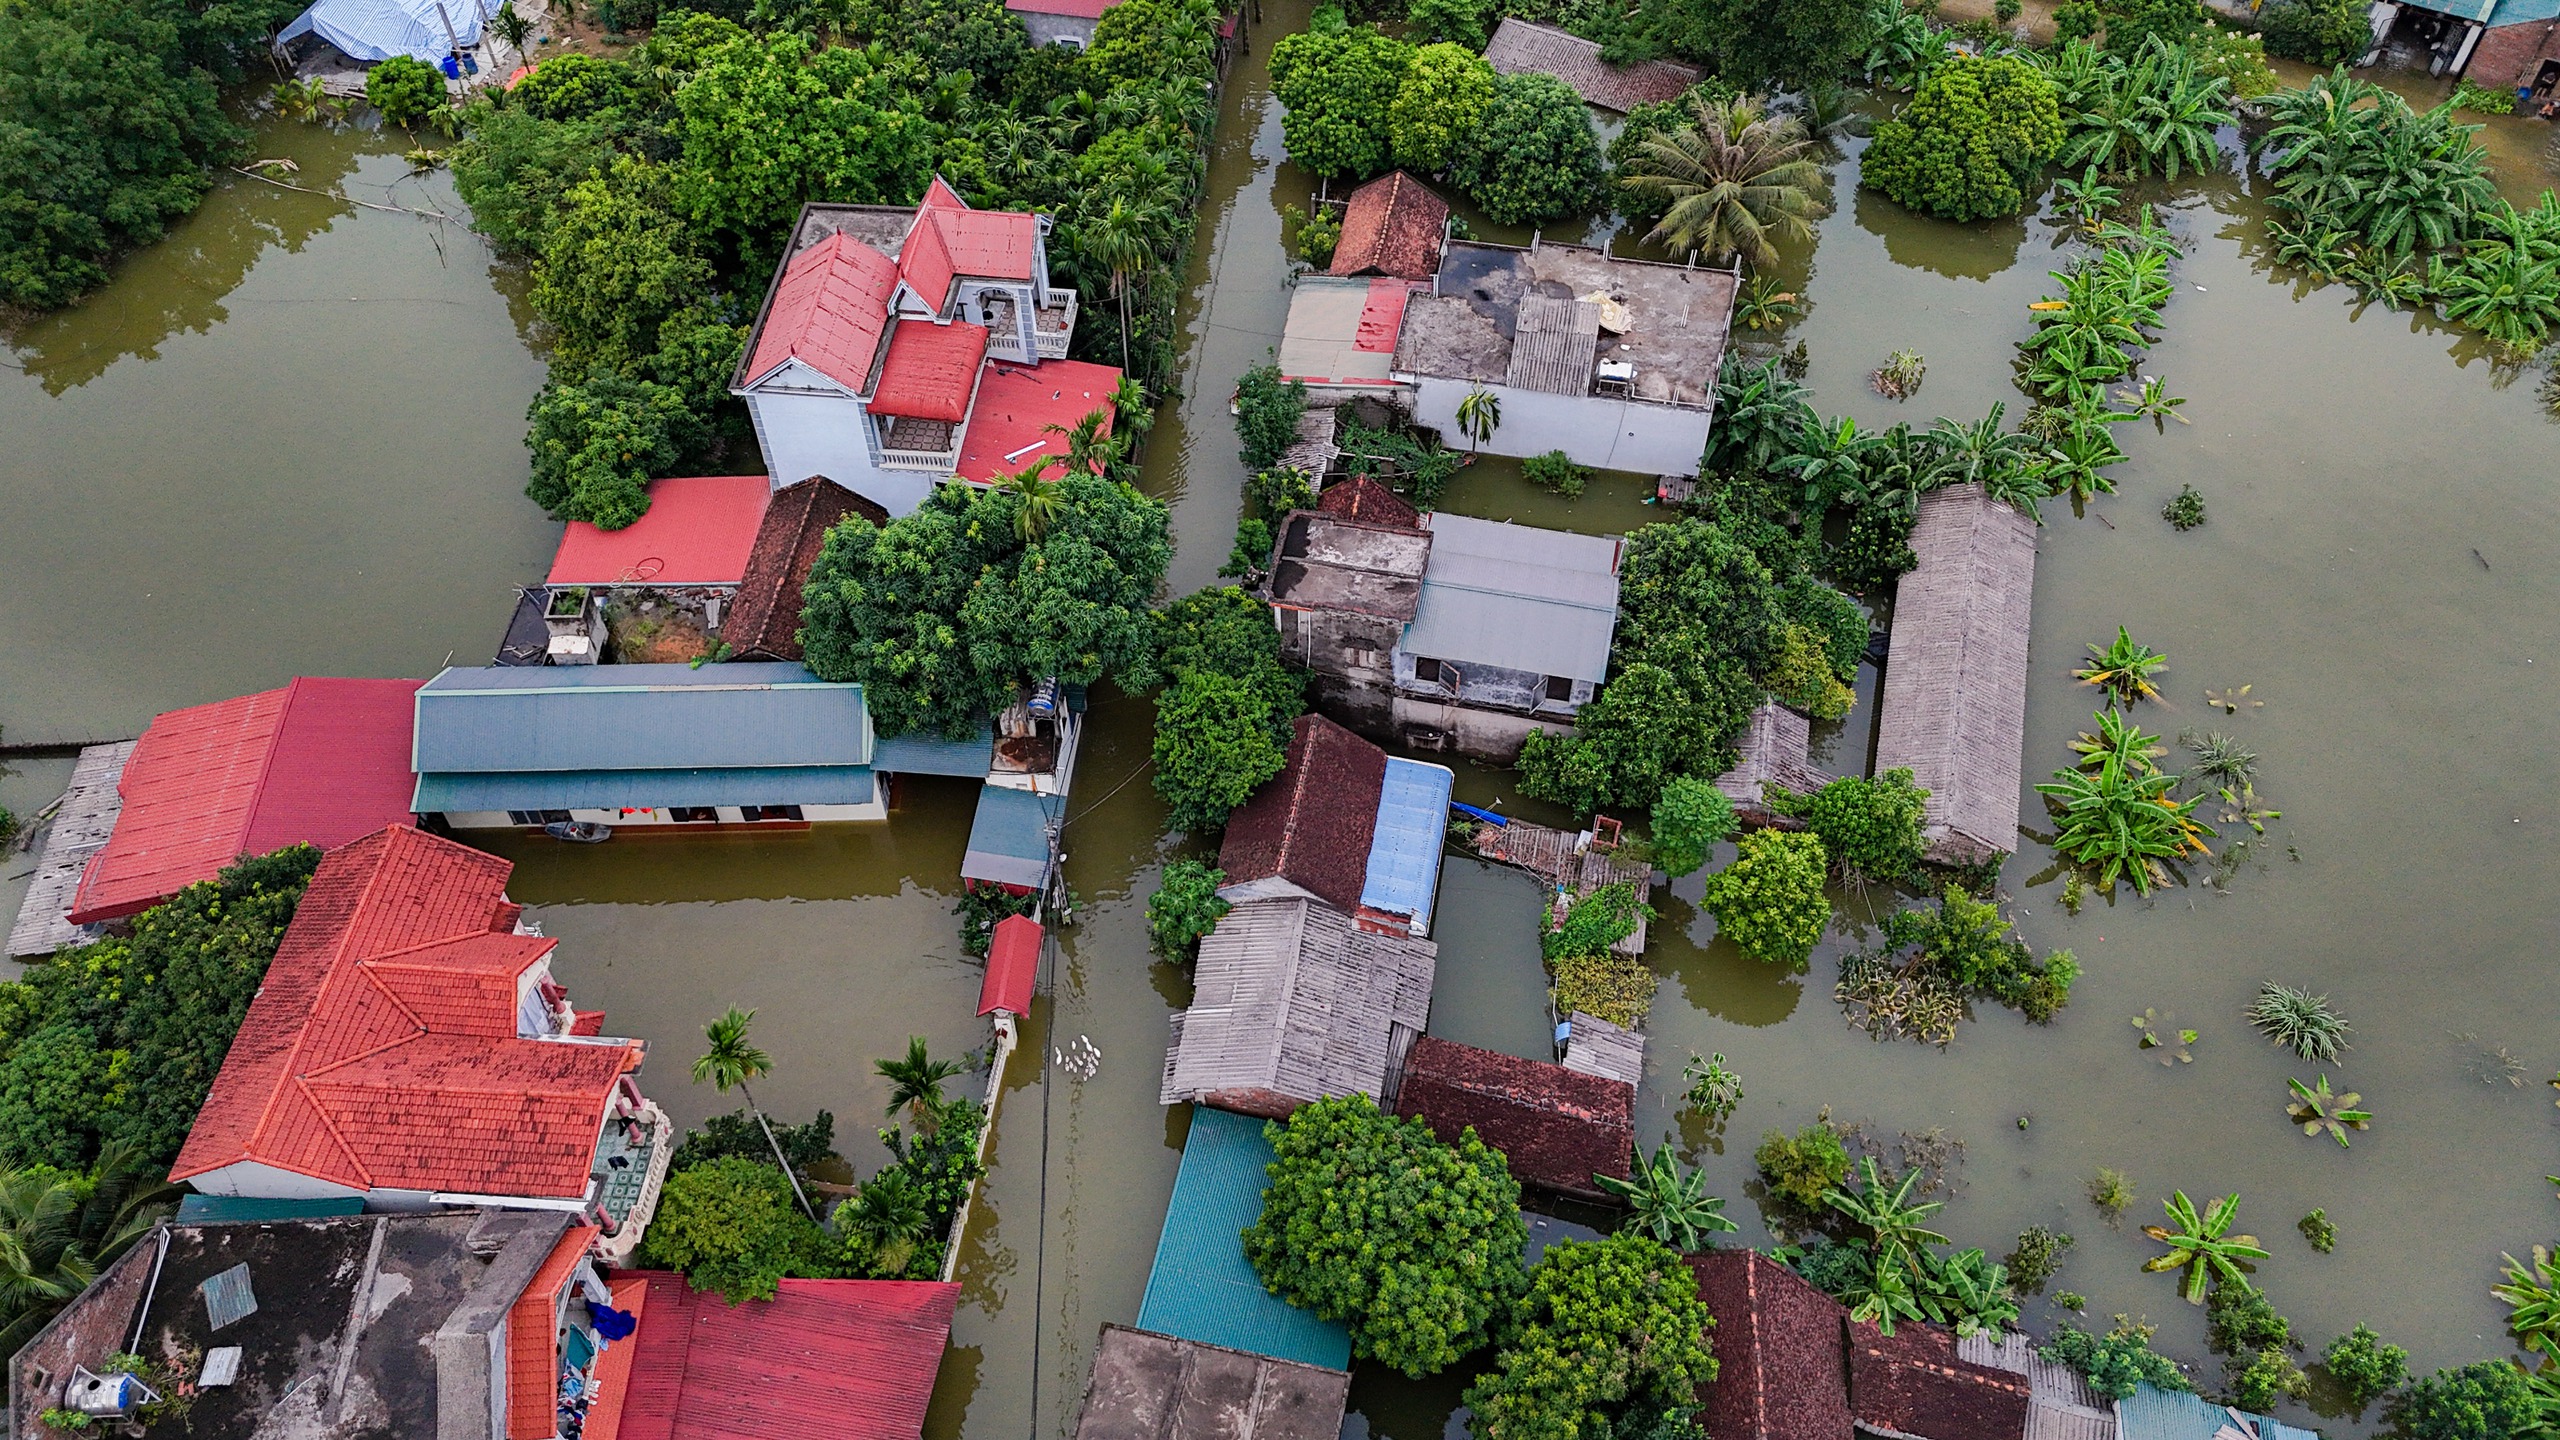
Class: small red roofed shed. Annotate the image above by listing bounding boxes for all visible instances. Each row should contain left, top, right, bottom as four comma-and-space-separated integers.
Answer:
67, 677, 423, 925
1330, 171, 1450, 282
954, 361, 1124, 483
548, 475, 772, 587
619, 1272, 960, 1440
981, 914, 1042, 1017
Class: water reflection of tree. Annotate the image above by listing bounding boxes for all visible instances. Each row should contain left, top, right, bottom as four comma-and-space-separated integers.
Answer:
3, 128, 364, 394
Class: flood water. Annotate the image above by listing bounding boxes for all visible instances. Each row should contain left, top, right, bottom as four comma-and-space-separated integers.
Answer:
4, 49, 2558, 1440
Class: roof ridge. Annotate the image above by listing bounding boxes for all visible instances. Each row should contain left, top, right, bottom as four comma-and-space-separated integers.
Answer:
290, 1073, 377, 1188
240, 829, 409, 1166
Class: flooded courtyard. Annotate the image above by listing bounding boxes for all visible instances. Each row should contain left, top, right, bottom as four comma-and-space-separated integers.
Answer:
4, 43, 2559, 1440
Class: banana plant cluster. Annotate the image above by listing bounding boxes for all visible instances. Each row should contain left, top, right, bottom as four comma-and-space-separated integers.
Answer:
2038, 707, 2209, 894
1821, 1157, 2020, 1337
2040, 37, 2235, 181
2141, 1189, 2268, 1304
2020, 237, 2173, 401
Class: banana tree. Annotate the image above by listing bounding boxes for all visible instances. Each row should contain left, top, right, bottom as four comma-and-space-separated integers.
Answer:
2285, 1075, 2372, 1147
1597, 1143, 1740, 1253
2141, 1190, 2266, 1303
1824, 1157, 1949, 1272
2494, 1245, 2560, 1361
1775, 414, 1883, 520
1848, 1248, 1928, 1336
2074, 626, 2167, 705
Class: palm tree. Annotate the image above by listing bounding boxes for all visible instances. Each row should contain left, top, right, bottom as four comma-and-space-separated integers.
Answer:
1454, 386, 1501, 451
1109, 376, 1155, 444
1082, 195, 1163, 371
1043, 407, 1123, 479
2140, 1190, 2266, 1303
1620, 94, 1832, 268
692, 1007, 816, 1220
1000, 463, 1064, 542
1596, 1144, 1739, 1253
834, 1169, 934, 1279
1824, 1157, 1950, 1272
875, 1036, 965, 1122
0, 1146, 171, 1355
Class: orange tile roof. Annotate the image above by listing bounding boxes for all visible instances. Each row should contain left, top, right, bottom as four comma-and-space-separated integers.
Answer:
903, 178, 1039, 301
580, 1278, 652, 1440
169, 825, 641, 1199
508, 1224, 602, 1440
869, 321, 988, 422
744, 233, 900, 393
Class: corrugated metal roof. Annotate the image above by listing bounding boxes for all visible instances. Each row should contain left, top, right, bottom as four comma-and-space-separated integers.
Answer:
548, 475, 771, 586
413, 663, 869, 775
1361, 758, 1452, 929
980, 915, 1041, 1016
1135, 1108, 1354, 1370
411, 766, 877, 813
1505, 294, 1602, 395
2115, 1386, 2317, 1440
618, 1272, 959, 1440
1160, 898, 1435, 1109
953, 360, 1124, 484
962, 784, 1062, 888
874, 726, 996, 777
1403, 515, 1621, 682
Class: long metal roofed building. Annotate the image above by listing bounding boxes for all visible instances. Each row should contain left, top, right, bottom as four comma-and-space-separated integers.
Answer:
1871, 483, 2039, 866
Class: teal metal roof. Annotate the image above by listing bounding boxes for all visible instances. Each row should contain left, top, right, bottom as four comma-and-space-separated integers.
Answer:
1136, 1107, 1353, 1371
176, 1194, 366, 1224
1362, 757, 1453, 930
961, 784, 1062, 888
2117, 1385, 2322, 1440
413, 663, 869, 774
873, 726, 995, 777
411, 765, 876, 813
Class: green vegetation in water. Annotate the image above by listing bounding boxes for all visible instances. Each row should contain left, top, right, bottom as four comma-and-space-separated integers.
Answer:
1598, 1143, 1739, 1250
2322, 1324, 2408, 1408
1524, 449, 1593, 499
1618, 94, 1832, 266
1464, 1233, 1716, 1438
1782, 1156, 2021, 1337
1733, 274, 1804, 332
2006, 1225, 2075, 1296
1864, 54, 2063, 222
1702, 830, 1833, 968
2042, 711, 2210, 895
2285, 1074, 2372, 1148
1650, 776, 1738, 879
956, 884, 1037, 958
1146, 860, 1230, 960
1872, 349, 1926, 400
2042, 1316, 2193, 1399
1771, 769, 1929, 884
2207, 1282, 2310, 1409
2452, 79, 2518, 116
1836, 886, 2079, 1043
1682, 1051, 1745, 1120
1552, 952, 1659, 1028
2055, 1290, 2088, 1311
2299, 1207, 2337, 1254
1235, 364, 1309, 472
1755, 1115, 1853, 1213
2185, 730, 2257, 787
2248, 982, 2350, 1061
2076, 626, 2168, 705
2090, 1167, 2137, 1220
2140, 1190, 2267, 1304
1279, 202, 1341, 266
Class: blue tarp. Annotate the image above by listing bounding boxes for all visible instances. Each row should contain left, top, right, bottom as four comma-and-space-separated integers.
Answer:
961, 784, 1062, 889
1362, 757, 1453, 932
278, 0, 483, 64
1136, 1108, 1353, 1371
176, 1194, 366, 1224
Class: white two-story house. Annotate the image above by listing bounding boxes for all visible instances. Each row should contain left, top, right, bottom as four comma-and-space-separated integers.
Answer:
731, 178, 1123, 518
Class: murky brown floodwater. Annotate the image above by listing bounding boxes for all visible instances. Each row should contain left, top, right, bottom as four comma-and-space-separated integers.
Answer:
6, 48, 2560, 1440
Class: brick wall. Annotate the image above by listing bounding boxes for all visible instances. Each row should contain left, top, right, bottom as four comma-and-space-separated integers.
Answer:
2467, 19, 2560, 90
10, 1238, 157, 1440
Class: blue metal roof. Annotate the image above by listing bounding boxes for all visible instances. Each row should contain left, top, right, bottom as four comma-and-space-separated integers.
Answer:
176, 1194, 366, 1224
1137, 1107, 1353, 1371
1362, 757, 1453, 931
2117, 1385, 2322, 1440
411, 765, 877, 813
412, 663, 869, 774
961, 784, 1062, 888
873, 726, 995, 778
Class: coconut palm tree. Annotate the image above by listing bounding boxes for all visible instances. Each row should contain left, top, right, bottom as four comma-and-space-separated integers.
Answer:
0, 1145, 172, 1354
1596, 1144, 1739, 1253
834, 1169, 934, 1279
1081, 195, 1164, 371
1000, 463, 1064, 542
2141, 1190, 2266, 1303
692, 1007, 816, 1220
876, 1036, 965, 1122
1620, 94, 1833, 268
1454, 386, 1501, 451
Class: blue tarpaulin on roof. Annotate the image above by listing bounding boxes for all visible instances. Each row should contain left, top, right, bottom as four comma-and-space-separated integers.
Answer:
176, 1194, 366, 1224
1362, 757, 1453, 932
278, 0, 483, 64
1137, 1108, 1353, 1371
962, 784, 1062, 889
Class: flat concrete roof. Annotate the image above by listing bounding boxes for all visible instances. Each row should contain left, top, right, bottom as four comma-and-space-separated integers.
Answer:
1277, 276, 1408, 388
1396, 240, 1736, 409
1071, 1325, 1350, 1440
1267, 510, 1431, 619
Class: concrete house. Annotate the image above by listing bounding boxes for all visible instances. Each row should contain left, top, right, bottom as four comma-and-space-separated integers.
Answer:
2368, 0, 2560, 95
730, 180, 1120, 519
1268, 493, 1623, 761
168, 827, 673, 1261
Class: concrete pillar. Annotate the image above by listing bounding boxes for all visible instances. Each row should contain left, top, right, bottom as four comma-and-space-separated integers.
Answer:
2450, 19, 2485, 74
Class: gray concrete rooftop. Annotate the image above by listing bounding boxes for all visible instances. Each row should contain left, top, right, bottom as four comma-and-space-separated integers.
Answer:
1395, 239, 1738, 409
1069, 1325, 1351, 1440
1267, 511, 1431, 619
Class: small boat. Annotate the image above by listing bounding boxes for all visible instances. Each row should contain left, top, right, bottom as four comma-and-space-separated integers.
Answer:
544, 821, 612, 844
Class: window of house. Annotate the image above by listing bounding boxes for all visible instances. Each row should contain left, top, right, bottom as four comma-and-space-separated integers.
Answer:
1546, 675, 1576, 703
740, 805, 805, 822
508, 810, 573, 826
670, 807, 719, 823
1413, 657, 1444, 684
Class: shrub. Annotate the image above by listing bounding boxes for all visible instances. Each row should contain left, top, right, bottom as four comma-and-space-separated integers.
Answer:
2453, 78, 2517, 115
1519, 660, 1757, 816
1702, 830, 1831, 967
2298, 1208, 2337, 1253
1753, 1119, 1850, 1211
2394, 1362, 2538, 1440
1236, 363, 1310, 472
1766, 625, 1853, 719
2256, 0, 2370, 65
512, 52, 648, 121
1463, 1234, 1718, 1439
1863, 53, 2063, 222
2006, 1226, 2073, 1295
1544, 881, 1651, 962
1453, 70, 1606, 226
1524, 448, 1591, 498
1830, 504, 1918, 594
523, 372, 690, 529
1153, 586, 1306, 729
1146, 859, 1230, 959
955, 884, 1035, 957
1867, 885, 2079, 1024
669, 1108, 840, 1179
1244, 1095, 1529, 1377
2209, 1285, 2306, 1408
366, 55, 448, 126
1779, 770, 1927, 882
2163, 484, 2207, 531
1152, 672, 1288, 833
2323, 1325, 2408, 1409
2042, 1317, 2193, 1400
1650, 775, 1737, 879
1780, 575, 1867, 680
1552, 951, 1657, 1028
641, 1156, 825, 1302
2090, 1167, 2136, 1217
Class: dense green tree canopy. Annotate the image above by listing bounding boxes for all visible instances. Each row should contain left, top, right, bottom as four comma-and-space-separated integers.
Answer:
1700, 829, 1832, 967
523, 373, 692, 530
1271, 13, 1412, 178
1244, 1095, 1529, 1377
800, 474, 1171, 737
1152, 671, 1288, 832
1463, 1233, 1717, 1440
641, 1156, 827, 1302
1390, 42, 1496, 176
1617, 0, 1879, 90
1153, 585, 1306, 728
532, 155, 717, 375
1454, 71, 1606, 226
1649, 775, 1738, 879
1865, 54, 2064, 222
365, 54, 447, 125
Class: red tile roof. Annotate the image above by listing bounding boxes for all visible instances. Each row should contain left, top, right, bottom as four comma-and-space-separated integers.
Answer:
1316, 475, 1421, 528
169, 825, 642, 1199
1688, 1249, 1855, 1440
1393, 1036, 1633, 1199
980, 915, 1041, 1016
1330, 171, 1450, 281
548, 475, 773, 587
953, 361, 1124, 483
508, 1224, 601, 1440
582, 1277, 652, 1440
744, 232, 900, 393
68, 678, 423, 925
1215, 715, 1386, 915
725, 479, 888, 662
870, 322, 989, 422
903, 178, 1040, 303
619, 1272, 959, 1440
1846, 1321, 2032, 1440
